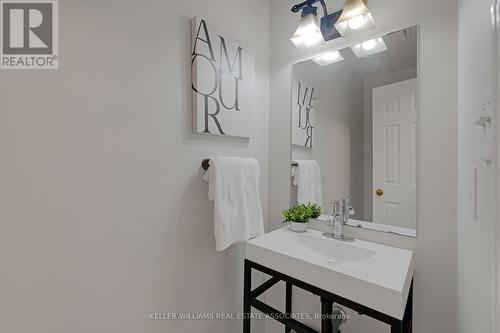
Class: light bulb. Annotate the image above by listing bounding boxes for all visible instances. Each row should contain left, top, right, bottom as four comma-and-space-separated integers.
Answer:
347, 15, 367, 30
311, 51, 344, 66
361, 39, 376, 51
350, 37, 387, 57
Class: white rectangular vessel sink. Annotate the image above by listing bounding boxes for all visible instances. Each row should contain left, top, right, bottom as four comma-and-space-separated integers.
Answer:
246, 227, 414, 320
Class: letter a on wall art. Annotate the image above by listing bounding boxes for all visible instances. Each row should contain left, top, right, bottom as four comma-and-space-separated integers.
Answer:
191, 17, 255, 138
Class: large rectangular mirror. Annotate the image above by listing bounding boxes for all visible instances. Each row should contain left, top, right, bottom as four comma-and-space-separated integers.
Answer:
291, 25, 418, 237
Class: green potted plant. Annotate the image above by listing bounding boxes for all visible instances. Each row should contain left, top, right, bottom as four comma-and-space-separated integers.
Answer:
282, 203, 322, 232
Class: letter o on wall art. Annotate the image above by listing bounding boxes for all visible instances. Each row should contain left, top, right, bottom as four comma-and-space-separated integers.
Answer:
191, 17, 255, 138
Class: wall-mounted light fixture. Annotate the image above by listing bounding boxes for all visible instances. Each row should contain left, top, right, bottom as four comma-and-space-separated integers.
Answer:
290, 0, 375, 49
350, 37, 387, 57
290, 0, 342, 49
311, 50, 344, 66
290, 4, 325, 49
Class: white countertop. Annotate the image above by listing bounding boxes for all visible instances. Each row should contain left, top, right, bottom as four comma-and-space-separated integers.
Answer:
246, 226, 414, 319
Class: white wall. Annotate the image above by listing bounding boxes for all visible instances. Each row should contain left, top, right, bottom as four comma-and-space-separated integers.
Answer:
457, 0, 497, 332
0, 1, 269, 333
268, 0, 457, 332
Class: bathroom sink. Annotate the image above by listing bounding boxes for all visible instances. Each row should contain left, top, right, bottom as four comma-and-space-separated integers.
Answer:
246, 227, 414, 319
283, 232, 377, 264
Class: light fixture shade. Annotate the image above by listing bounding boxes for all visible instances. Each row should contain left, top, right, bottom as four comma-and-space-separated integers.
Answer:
290, 13, 325, 49
350, 37, 387, 57
311, 50, 344, 66
334, 0, 376, 37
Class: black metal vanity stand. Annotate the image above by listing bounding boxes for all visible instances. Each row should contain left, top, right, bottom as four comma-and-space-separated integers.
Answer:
243, 259, 413, 333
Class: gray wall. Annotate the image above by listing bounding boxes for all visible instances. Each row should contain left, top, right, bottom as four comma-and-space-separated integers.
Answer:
268, 0, 457, 332
0, 1, 269, 333
457, 0, 496, 332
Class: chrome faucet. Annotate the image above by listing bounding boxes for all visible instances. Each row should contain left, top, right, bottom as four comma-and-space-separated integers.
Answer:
326, 201, 341, 235
326, 198, 355, 241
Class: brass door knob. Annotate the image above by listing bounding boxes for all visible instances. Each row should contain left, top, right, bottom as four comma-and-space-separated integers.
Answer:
375, 189, 384, 197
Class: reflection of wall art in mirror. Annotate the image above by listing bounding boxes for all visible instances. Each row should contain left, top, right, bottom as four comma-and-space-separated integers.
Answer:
292, 80, 316, 148
191, 17, 255, 138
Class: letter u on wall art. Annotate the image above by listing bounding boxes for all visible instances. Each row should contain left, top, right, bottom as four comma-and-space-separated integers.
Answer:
191, 17, 255, 138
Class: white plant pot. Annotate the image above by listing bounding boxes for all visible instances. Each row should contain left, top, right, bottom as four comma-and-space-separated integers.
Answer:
290, 221, 308, 233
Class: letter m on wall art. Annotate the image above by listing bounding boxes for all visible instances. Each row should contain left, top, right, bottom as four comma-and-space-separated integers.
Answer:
191, 17, 255, 138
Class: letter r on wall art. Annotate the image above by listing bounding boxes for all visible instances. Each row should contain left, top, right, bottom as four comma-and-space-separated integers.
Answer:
191, 17, 255, 138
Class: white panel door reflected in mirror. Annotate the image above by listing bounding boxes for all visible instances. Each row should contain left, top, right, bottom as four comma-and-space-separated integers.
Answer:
291, 25, 418, 237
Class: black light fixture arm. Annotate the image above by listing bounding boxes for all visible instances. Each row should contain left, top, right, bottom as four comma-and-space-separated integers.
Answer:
291, 0, 328, 17
290, 0, 343, 42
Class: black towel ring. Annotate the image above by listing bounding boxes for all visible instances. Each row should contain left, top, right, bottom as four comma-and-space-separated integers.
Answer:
201, 159, 211, 171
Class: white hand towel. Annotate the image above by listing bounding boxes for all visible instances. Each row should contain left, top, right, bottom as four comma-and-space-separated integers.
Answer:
293, 160, 322, 206
203, 156, 265, 251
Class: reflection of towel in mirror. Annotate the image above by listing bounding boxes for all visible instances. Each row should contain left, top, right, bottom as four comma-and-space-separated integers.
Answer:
203, 157, 265, 251
293, 160, 322, 206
